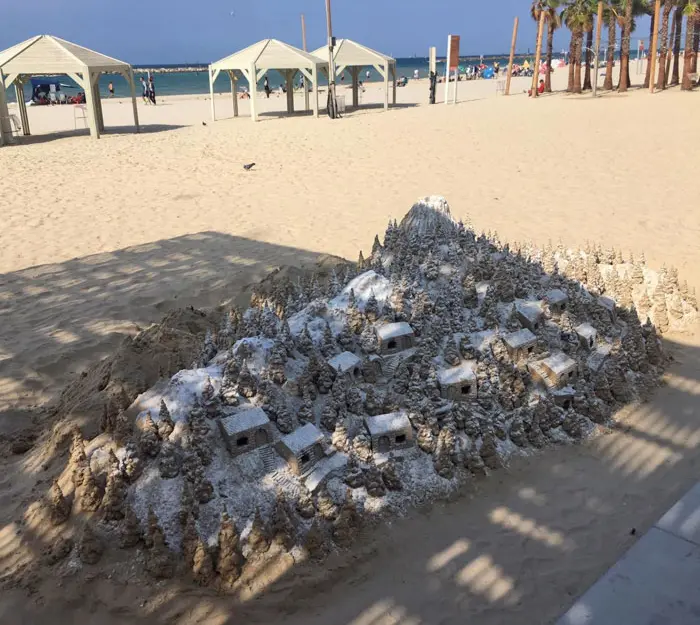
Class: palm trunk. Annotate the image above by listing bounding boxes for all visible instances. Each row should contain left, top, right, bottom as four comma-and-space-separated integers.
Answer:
604, 12, 616, 90
670, 6, 682, 85
583, 28, 594, 90
665, 9, 676, 87
694, 22, 700, 73
656, 1, 672, 90
644, 9, 656, 88
545, 17, 555, 92
568, 33, 576, 92
619, 1, 633, 91
682, 14, 696, 90
574, 28, 584, 93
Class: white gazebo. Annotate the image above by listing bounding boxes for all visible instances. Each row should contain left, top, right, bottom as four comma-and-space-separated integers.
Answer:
209, 39, 328, 122
312, 39, 397, 111
0, 35, 139, 145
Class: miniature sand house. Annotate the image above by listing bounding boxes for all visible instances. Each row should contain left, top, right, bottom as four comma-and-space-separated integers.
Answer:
275, 423, 326, 476
437, 362, 477, 401
529, 352, 578, 390
546, 289, 568, 315
364, 411, 414, 453
219, 407, 274, 457
375, 322, 415, 355
516, 300, 544, 332
328, 351, 362, 383
574, 322, 597, 350
503, 328, 537, 362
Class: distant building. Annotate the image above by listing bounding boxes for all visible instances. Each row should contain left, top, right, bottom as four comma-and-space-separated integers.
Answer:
364, 411, 414, 453
546, 289, 568, 315
516, 300, 544, 332
503, 328, 537, 362
218, 407, 274, 457
437, 362, 477, 401
574, 322, 597, 350
375, 322, 415, 354
275, 423, 326, 476
328, 351, 362, 383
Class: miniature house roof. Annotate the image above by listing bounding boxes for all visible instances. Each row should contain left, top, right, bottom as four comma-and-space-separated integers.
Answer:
364, 411, 411, 437
542, 352, 577, 376
280, 423, 324, 455
376, 322, 414, 341
220, 407, 270, 436
574, 322, 597, 340
328, 351, 361, 374
546, 289, 568, 304
598, 295, 616, 312
516, 300, 544, 322
504, 328, 537, 349
310, 39, 395, 68
437, 362, 476, 386
210, 39, 327, 73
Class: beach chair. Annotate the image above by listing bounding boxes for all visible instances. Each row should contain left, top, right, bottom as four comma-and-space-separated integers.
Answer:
74, 104, 88, 129
49, 91, 58, 105
496, 79, 506, 95
336, 95, 346, 115
59, 92, 67, 104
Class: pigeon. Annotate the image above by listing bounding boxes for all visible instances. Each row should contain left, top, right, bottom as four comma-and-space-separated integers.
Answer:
243, 162, 256, 171
202, 121, 207, 126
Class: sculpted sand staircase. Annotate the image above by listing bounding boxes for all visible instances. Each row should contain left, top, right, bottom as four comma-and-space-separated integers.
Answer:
270, 469, 300, 497
258, 445, 279, 472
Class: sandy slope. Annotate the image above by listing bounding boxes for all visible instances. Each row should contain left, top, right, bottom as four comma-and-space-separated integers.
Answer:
1, 64, 700, 625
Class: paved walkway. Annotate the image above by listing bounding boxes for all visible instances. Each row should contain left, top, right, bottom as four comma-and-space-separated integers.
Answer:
556, 483, 700, 625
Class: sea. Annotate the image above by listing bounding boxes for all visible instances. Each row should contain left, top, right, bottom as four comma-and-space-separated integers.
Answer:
6, 54, 542, 102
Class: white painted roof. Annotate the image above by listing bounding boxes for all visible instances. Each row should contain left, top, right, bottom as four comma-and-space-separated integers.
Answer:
574, 322, 597, 339
364, 411, 411, 437
542, 352, 577, 376
0, 35, 130, 73
504, 328, 537, 349
437, 362, 476, 386
311, 39, 395, 67
376, 322, 414, 341
546, 289, 568, 304
280, 423, 324, 455
220, 407, 270, 436
516, 300, 544, 322
328, 351, 361, 374
210, 39, 327, 73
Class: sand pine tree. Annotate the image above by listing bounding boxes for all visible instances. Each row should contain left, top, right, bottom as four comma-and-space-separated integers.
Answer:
216, 508, 245, 587
303, 520, 329, 561
157, 399, 175, 439
270, 492, 296, 550
77, 522, 104, 565
247, 507, 271, 554
443, 338, 461, 366
47, 480, 70, 526
192, 537, 215, 586
101, 468, 127, 521
79, 464, 103, 512
119, 503, 142, 548
332, 490, 361, 548
139, 413, 161, 458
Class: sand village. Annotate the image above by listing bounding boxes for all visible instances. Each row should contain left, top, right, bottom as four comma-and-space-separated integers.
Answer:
10, 196, 697, 591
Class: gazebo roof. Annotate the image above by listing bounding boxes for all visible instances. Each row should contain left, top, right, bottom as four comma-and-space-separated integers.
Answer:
211, 38, 327, 72
311, 39, 395, 67
0, 35, 130, 74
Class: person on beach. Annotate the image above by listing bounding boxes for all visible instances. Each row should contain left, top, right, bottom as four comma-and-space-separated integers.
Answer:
140, 77, 149, 104
366, 69, 370, 81
108, 81, 114, 97
148, 76, 156, 105
264, 76, 271, 98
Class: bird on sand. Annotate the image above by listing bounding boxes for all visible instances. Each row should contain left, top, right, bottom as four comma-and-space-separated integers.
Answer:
243, 162, 256, 171
202, 121, 207, 126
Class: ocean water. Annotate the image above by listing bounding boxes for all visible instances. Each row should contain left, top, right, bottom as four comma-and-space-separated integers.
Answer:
6, 54, 536, 102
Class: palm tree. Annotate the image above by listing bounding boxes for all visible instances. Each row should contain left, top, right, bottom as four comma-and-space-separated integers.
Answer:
604, 1, 622, 90
562, 0, 591, 92
583, 2, 597, 90
644, 2, 656, 87
670, 2, 683, 86
619, 0, 635, 90
545, 1, 563, 91
682, 1, 700, 89
656, 0, 674, 89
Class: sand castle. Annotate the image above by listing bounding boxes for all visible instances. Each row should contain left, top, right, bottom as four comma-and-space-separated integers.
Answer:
46, 196, 696, 586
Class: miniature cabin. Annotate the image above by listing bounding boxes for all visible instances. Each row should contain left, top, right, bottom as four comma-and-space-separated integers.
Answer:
328, 351, 362, 383
437, 362, 477, 401
219, 407, 274, 457
364, 411, 414, 453
375, 322, 415, 355
552, 388, 576, 410
546, 289, 568, 315
597, 296, 617, 324
574, 322, 597, 350
529, 352, 578, 390
503, 328, 537, 362
275, 423, 326, 476
366, 354, 383, 377
516, 301, 544, 332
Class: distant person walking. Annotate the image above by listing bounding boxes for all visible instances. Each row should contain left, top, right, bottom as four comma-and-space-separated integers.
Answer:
366, 69, 370, 81
148, 76, 156, 105
264, 76, 271, 98
108, 81, 114, 97
140, 77, 149, 104
414, 69, 420, 80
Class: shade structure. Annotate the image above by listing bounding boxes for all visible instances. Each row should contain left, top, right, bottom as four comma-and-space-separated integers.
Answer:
209, 39, 328, 122
0, 34, 139, 145
311, 39, 397, 111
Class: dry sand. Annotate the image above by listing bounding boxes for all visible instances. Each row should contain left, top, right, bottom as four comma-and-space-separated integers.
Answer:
1, 65, 700, 624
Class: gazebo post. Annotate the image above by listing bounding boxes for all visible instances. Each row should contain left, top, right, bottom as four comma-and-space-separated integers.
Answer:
83, 70, 100, 139
127, 69, 140, 133
229, 71, 239, 117
351, 67, 359, 108
0, 70, 9, 146
383, 62, 389, 111
249, 63, 258, 122
312, 67, 319, 118
209, 67, 216, 121
391, 62, 397, 105
92, 73, 104, 132
285, 70, 295, 114
15, 79, 30, 135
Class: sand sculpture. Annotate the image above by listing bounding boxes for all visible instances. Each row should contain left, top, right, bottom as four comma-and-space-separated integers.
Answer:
43, 196, 697, 588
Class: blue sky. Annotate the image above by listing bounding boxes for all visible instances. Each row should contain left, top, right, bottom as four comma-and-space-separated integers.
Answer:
2, 1, 650, 64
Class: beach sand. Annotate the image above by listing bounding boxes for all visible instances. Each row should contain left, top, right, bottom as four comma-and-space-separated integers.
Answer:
1, 66, 700, 624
